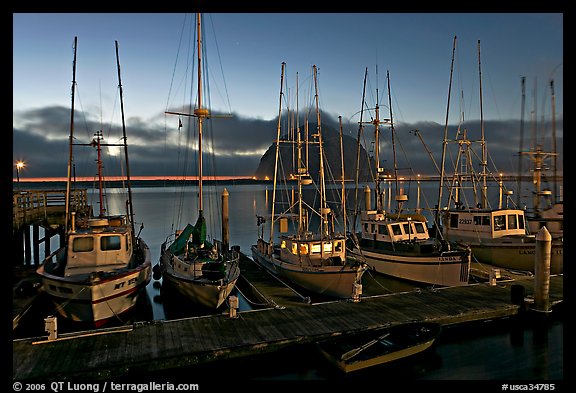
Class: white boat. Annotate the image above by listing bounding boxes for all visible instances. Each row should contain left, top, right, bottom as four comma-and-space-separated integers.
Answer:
436, 38, 562, 274
347, 68, 471, 287
37, 38, 152, 327
251, 63, 367, 299
155, 13, 240, 309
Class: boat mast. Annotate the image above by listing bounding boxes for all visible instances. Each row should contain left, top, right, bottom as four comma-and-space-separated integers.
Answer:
353, 67, 368, 231
339, 115, 347, 234
478, 40, 488, 208
115, 40, 136, 236
386, 70, 400, 211
313, 65, 329, 238
65, 36, 78, 233
550, 79, 558, 201
195, 12, 206, 215
94, 131, 105, 216
269, 62, 286, 248
436, 36, 456, 226
517, 76, 526, 207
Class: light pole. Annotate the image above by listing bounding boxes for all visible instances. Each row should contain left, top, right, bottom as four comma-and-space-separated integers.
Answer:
15, 161, 25, 190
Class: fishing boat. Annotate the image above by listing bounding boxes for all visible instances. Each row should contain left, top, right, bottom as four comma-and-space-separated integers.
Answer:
155, 13, 240, 309
251, 63, 367, 299
36, 38, 152, 327
346, 68, 471, 287
436, 39, 563, 274
316, 321, 442, 373
517, 77, 563, 240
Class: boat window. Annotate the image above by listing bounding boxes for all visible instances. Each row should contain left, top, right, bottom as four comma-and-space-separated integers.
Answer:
378, 225, 388, 235
364, 223, 369, 232
518, 214, 525, 230
311, 243, 322, 253
371, 224, 376, 233
414, 222, 426, 234
507, 214, 517, 230
72, 236, 94, 252
482, 216, 490, 225
323, 242, 333, 252
300, 243, 309, 254
450, 213, 459, 228
280, 240, 287, 249
494, 215, 506, 231
334, 241, 342, 252
474, 216, 482, 225
402, 223, 412, 234
101, 235, 122, 251
391, 224, 403, 236
292, 242, 298, 254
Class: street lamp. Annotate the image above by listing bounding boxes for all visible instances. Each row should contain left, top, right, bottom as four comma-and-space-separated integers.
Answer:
15, 161, 25, 190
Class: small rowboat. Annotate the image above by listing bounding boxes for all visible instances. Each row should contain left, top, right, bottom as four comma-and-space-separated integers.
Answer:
316, 322, 442, 373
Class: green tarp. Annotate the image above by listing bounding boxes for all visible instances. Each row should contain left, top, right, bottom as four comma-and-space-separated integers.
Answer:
169, 211, 207, 255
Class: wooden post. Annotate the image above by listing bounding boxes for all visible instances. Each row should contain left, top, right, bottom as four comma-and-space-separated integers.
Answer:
534, 226, 551, 313
364, 185, 371, 211
24, 225, 31, 265
221, 188, 229, 251
33, 225, 40, 265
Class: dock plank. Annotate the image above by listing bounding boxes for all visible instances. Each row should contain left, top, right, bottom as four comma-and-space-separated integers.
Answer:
13, 274, 562, 380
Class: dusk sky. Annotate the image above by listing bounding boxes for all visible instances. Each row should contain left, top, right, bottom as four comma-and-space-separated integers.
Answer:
12, 12, 563, 180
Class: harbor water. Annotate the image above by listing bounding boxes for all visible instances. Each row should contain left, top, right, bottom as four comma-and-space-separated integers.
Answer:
13, 181, 564, 381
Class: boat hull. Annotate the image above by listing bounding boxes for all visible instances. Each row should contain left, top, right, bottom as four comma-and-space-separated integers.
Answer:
462, 239, 563, 274
347, 246, 470, 287
159, 249, 240, 309
317, 322, 441, 373
251, 245, 365, 298
37, 243, 152, 327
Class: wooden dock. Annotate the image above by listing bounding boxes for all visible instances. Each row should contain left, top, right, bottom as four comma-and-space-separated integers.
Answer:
12, 253, 563, 381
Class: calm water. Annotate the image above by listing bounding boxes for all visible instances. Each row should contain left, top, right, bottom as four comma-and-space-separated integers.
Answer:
15, 182, 564, 381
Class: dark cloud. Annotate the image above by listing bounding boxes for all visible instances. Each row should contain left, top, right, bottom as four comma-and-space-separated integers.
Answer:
13, 105, 563, 179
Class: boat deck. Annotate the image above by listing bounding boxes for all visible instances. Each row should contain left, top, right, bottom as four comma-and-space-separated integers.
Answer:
13, 253, 563, 381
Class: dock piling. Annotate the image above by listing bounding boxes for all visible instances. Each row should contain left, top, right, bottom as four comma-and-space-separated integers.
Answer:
534, 226, 552, 313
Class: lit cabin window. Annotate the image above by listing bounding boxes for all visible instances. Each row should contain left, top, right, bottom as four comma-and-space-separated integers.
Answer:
494, 215, 506, 231
335, 241, 342, 252
300, 243, 309, 254
323, 242, 333, 252
507, 214, 517, 230
414, 222, 426, 234
73, 236, 94, 252
291, 242, 297, 254
391, 224, 402, 236
378, 225, 388, 235
101, 235, 122, 251
281, 240, 287, 249
311, 243, 321, 253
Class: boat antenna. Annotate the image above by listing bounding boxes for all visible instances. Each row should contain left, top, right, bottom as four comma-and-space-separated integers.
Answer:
65, 36, 78, 233
436, 35, 456, 227
115, 40, 136, 237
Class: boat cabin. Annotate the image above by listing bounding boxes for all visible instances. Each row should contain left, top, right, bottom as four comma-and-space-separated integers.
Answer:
64, 216, 133, 276
360, 210, 430, 243
442, 208, 528, 239
278, 234, 346, 266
